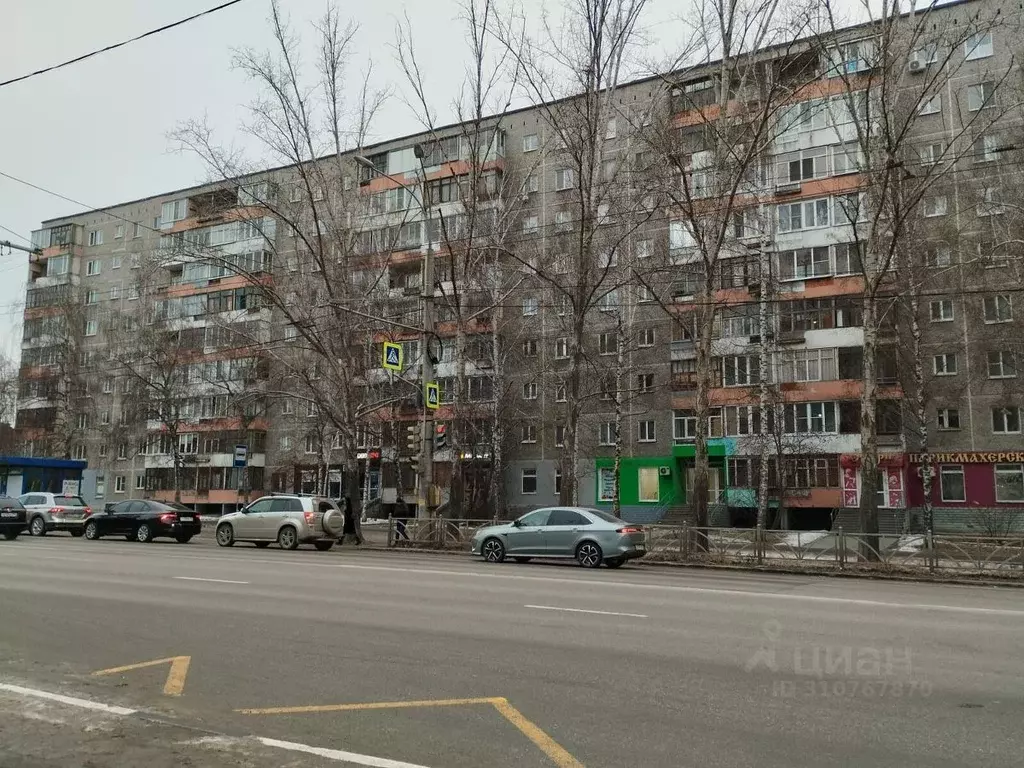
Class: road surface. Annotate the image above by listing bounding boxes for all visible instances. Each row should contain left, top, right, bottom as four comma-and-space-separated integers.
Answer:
1, 535, 1022, 767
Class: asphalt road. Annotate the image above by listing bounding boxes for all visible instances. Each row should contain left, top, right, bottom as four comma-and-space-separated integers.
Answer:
1, 535, 1023, 768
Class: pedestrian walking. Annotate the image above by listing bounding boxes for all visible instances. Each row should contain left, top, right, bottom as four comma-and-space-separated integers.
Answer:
394, 494, 410, 544
339, 495, 363, 545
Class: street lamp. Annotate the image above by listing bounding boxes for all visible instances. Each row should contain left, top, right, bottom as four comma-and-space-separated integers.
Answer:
353, 151, 436, 520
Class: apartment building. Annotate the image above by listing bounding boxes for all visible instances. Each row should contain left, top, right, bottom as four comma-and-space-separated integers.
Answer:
17, 0, 1024, 527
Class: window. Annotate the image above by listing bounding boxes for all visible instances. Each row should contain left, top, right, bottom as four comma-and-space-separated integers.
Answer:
669, 220, 696, 252
45, 254, 70, 277
555, 383, 566, 402
636, 239, 652, 259
826, 39, 875, 76
637, 284, 654, 303
995, 464, 1024, 502
605, 117, 617, 139
992, 406, 1021, 434
306, 400, 318, 418
834, 242, 862, 274
964, 31, 993, 61
988, 351, 1016, 379
926, 245, 952, 268
98, 444, 108, 458
930, 300, 954, 322
88, 230, 103, 246
968, 81, 997, 111
783, 402, 838, 433
135, 475, 146, 490
521, 423, 537, 444
71, 444, 86, 461
919, 94, 941, 115
523, 133, 539, 152
84, 319, 98, 337
776, 146, 828, 182
637, 466, 659, 502
723, 355, 759, 386
974, 135, 1000, 163
521, 468, 538, 494
554, 337, 568, 359
777, 198, 830, 232
922, 196, 947, 217
117, 443, 128, 460
84, 289, 99, 305
596, 204, 611, 225
554, 468, 563, 495
160, 199, 188, 226
937, 465, 966, 502
304, 434, 318, 454
598, 332, 617, 355
102, 377, 114, 394
933, 353, 957, 376
637, 373, 654, 393
638, 327, 655, 347
831, 142, 863, 175
523, 339, 538, 357
115, 476, 126, 493
554, 211, 572, 233
598, 422, 616, 446
76, 413, 89, 429
132, 222, 142, 239
917, 142, 945, 166
279, 436, 292, 452
522, 215, 539, 234
128, 283, 139, 300
523, 382, 538, 400
524, 174, 539, 194
86, 259, 101, 276
983, 295, 1012, 323
638, 420, 656, 443
598, 289, 619, 312
978, 187, 1004, 217
522, 296, 539, 316
937, 408, 961, 431
555, 168, 574, 190
554, 425, 565, 447
130, 253, 140, 268
778, 247, 831, 281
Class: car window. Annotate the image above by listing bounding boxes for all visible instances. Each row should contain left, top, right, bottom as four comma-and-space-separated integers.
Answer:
246, 499, 275, 514
55, 495, 87, 507
271, 498, 304, 512
583, 508, 623, 524
125, 501, 148, 514
22, 495, 45, 506
517, 509, 551, 527
110, 501, 132, 514
0, 497, 25, 510
548, 509, 587, 526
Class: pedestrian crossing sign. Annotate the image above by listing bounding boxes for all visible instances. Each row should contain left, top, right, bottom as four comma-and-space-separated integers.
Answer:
425, 381, 440, 410
383, 342, 403, 371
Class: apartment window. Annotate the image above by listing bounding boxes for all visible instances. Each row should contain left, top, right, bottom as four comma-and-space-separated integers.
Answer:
523, 133, 539, 152
917, 142, 945, 166
964, 31, 993, 61
117, 443, 128, 460
279, 436, 292, 452
305, 434, 318, 454
605, 117, 617, 139
995, 464, 1024, 502
98, 444, 108, 458
778, 246, 830, 281
669, 220, 697, 251
524, 174, 539, 194
128, 283, 139, 300
521, 423, 537, 444
783, 402, 837, 434
635, 238, 653, 260
939, 466, 966, 502
596, 204, 611, 225
598, 422, 616, 446
76, 413, 89, 429
554, 468, 563, 495
638, 420, 656, 443
521, 468, 538, 494
602, 159, 617, 182
776, 146, 827, 183
522, 215, 539, 234
555, 383, 566, 402
598, 332, 617, 355
130, 253, 140, 268
160, 199, 188, 226
86, 259, 101, 276
831, 142, 863, 175
933, 353, 957, 376
523, 339, 538, 357
930, 300, 954, 322
918, 94, 941, 115
522, 296, 539, 316
978, 187, 1004, 217
598, 289, 619, 312
102, 377, 114, 394
974, 135, 1000, 163
922, 195, 947, 217
112, 224, 124, 240
992, 406, 1021, 434
554, 337, 568, 359
834, 240, 863, 276
88, 230, 103, 246
84, 319, 98, 337
598, 249, 617, 268
637, 373, 654, 393
84, 289, 99, 305
926, 245, 952, 268
777, 198, 830, 232
988, 351, 1016, 379
554, 424, 566, 447
555, 168, 574, 190
968, 81, 997, 112
638, 327, 655, 347
637, 284, 654, 303
132, 222, 142, 238
135, 475, 146, 490
937, 408, 961, 431
554, 211, 572, 232
306, 400, 318, 418
523, 382, 538, 400
983, 295, 1012, 323
281, 398, 294, 415
723, 355, 759, 386
115, 476, 126, 493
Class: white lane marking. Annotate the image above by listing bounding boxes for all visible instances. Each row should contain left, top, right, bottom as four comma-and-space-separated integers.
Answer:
526, 604, 648, 618
173, 576, 249, 585
258, 736, 434, 768
0, 683, 136, 716
7, 547, 1024, 618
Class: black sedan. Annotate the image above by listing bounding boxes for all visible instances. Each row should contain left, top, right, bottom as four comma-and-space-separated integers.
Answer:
84, 500, 201, 543
0, 496, 27, 540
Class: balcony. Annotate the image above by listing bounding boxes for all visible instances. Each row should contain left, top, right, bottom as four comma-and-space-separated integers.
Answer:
671, 372, 698, 391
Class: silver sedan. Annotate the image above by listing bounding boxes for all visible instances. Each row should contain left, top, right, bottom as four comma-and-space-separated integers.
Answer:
470, 507, 646, 568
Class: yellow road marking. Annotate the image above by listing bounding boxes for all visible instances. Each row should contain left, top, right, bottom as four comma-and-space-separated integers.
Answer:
92, 656, 191, 697
238, 695, 584, 766
491, 697, 585, 768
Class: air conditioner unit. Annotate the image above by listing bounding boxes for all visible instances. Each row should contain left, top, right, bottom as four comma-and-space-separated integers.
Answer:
659, 466, 671, 477
907, 58, 925, 74
775, 181, 801, 195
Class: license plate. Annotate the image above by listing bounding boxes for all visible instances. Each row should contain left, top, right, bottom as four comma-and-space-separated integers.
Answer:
66, 513, 83, 520
0, 512, 17, 518
180, 516, 194, 522
634, 543, 646, 550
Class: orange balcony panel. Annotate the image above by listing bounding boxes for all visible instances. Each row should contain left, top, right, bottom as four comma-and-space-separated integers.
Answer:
671, 103, 723, 128
168, 206, 265, 235
164, 273, 270, 298
42, 244, 82, 259
796, 275, 865, 299
788, 76, 870, 104
782, 488, 842, 508
23, 306, 63, 321
359, 159, 505, 194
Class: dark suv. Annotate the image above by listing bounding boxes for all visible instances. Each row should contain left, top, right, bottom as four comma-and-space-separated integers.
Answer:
0, 496, 28, 540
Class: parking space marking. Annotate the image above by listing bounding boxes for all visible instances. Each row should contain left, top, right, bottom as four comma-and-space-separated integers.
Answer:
92, 655, 191, 697
525, 604, 648, 619
238, 695, 585, 767
0, 682, 136, 715
173, 576, 250, 584
257, 736, 434, 768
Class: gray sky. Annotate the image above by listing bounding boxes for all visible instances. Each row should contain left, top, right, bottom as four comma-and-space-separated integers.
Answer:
0, 0, 693, 360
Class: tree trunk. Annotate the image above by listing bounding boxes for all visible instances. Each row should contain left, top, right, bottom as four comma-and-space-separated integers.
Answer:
908, 290, 933, 533
756, 242, 772, 530
612, 315, 625, 517
692, 283, 715, 539
859, 295, 880, 559
489, 313, 505, 519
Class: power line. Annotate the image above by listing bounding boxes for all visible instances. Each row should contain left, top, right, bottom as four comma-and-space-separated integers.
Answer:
0, 224, 33, 245
0, 0, 248, 90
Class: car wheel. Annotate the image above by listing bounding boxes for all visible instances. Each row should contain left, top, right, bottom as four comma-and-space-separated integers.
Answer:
314, 541, 334, 552
29, 517, 46, 537
604, 557, 625, 568
482, 537, 505, 563
278, 525, 299, 550
513, 557, 532, 564
136, 524, 154, 543
2, 529, 18, 541
216, 524, 235, 547
84, 521, 100, 540
69, 530, 84, 538
576, 541, 603, 568
175, 535, 193, 544
254, 541, 271, 549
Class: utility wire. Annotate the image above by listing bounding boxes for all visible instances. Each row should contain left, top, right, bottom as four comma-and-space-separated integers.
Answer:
0, 0, 248, 90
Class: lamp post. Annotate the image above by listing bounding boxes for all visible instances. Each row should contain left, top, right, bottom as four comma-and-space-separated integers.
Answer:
354, 150, 435, 519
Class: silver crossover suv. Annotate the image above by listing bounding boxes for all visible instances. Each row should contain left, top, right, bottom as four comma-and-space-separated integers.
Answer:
215, 495, 344, 551
471, 507, 646, 568
19, 492, 93, 537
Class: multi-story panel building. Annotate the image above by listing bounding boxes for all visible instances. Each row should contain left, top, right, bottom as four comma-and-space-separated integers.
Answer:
16, 0, 1024, 527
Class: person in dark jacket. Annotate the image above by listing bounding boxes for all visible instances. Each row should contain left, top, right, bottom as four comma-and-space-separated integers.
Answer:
394, 495, 410, 543
339, 496, 363, 545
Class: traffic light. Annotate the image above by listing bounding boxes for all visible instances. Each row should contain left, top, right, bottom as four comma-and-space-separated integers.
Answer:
434, 423, 447, 450
406, 423, 421, 453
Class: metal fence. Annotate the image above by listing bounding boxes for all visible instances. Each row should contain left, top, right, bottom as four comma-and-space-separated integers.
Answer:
386, 517, 498, 549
